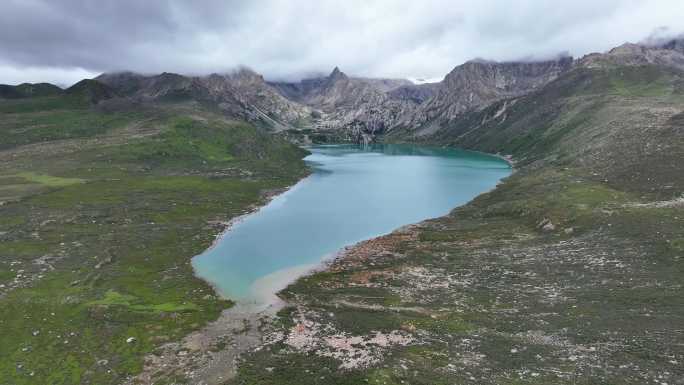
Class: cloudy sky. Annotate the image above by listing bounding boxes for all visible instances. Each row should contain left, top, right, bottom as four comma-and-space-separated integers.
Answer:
1, 0, 683, 86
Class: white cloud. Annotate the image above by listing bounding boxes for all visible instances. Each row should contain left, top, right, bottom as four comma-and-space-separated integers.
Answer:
0, 64, 97, 87
0, 0, 683, 85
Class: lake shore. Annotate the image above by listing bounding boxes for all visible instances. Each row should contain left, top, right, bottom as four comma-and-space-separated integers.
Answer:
191, 144, 510, 303
127, 179, 315, 384
191, 181, 310, 299
150, 144, 511, 384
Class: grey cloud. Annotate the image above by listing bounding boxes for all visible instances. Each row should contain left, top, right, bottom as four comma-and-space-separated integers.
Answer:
1, 0, 683, 85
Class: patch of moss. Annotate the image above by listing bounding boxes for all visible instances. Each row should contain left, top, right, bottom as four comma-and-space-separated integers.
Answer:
88, 290, 199, 313
16, 172, 84, 187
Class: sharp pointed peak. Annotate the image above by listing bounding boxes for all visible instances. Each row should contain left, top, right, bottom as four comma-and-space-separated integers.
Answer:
329, 66, 347, 80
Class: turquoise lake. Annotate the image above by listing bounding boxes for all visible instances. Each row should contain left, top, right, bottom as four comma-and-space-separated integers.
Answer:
192, 144, 511, 303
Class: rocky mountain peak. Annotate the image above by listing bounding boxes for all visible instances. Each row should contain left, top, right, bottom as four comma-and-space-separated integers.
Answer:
440, 57, 573, 108
228, 67, 265, 82
445, 57, 573, 86
157, 72, 186, 82
94, 69, 310, 129
391, 56, 573, 136
608, 42, 646, 55
328, 67, 348, 82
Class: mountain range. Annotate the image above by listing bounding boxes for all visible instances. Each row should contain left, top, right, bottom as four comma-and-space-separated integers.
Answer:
3, 38, 683, 146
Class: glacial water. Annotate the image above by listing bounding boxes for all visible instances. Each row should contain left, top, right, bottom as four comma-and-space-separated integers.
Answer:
192, 144, 510, 304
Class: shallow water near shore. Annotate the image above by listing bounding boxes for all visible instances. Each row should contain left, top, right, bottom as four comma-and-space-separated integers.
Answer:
192, 144, 510, 303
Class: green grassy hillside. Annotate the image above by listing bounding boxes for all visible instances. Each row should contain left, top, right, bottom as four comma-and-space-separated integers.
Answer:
0, 83, 63, 99
0, 94, 308, 384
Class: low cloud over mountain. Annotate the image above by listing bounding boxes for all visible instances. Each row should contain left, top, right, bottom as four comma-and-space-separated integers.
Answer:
1, 0, 683, 85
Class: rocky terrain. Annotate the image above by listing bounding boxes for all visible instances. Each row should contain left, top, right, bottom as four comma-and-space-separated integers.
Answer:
269, 58, 577, 143
270, 68, 426, 143
580, 41, 684, 69
268, 59, 576, 142
270, 38, 684, 145
390, 57, 574, 137
95, 69, 312, 130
